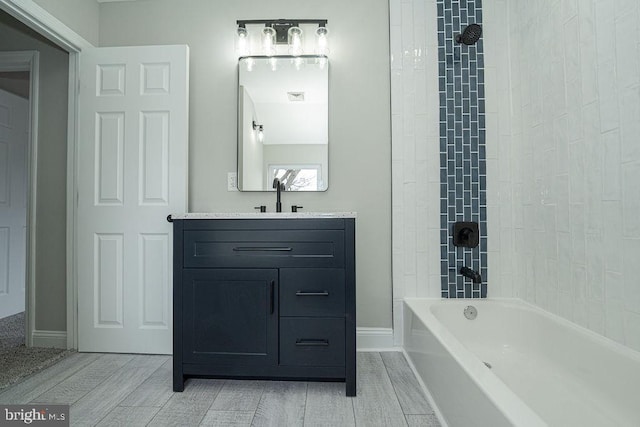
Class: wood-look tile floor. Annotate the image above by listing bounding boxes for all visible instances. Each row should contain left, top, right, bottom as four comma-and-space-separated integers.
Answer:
0, 351, 441, 426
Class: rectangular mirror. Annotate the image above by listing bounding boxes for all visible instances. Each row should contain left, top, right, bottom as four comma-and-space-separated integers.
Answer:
238, 56, 328, 191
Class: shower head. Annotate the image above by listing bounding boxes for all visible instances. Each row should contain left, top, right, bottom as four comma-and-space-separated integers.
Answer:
456, 24, 482, 45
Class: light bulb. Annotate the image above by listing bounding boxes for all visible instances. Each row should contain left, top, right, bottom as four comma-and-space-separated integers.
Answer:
257, 125, 264, 142
262, 27, 276, 56
236, 26, 248, 57
315, 27, 329, 55
288, 26, 303, 56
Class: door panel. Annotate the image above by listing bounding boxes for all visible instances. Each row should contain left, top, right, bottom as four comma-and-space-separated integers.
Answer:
182, 269, 279, 366
0, 88, 28, 320
77, 45, 188, 353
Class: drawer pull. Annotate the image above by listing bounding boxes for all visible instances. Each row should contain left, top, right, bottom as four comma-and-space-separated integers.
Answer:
295, 291, 330, 297
270, 281, 275, 314
295, 339, 329, 346
232, 247, 293, 252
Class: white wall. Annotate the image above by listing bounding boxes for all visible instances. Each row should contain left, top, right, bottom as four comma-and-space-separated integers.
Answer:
490, 0, 640, 352
98, 0, 393, 328
32, 0, 99, 46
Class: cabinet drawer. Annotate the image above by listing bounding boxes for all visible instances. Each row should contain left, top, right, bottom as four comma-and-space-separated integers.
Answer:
280, 269, 345, 317
280, 318, 345, 367
184, 230, 345, 268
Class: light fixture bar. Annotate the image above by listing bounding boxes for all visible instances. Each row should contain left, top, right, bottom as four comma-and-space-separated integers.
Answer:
236, 19, 328, 26
237, 19, 327, 45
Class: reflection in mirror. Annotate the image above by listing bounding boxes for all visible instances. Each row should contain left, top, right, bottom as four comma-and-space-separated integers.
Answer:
238, 56, 328, 191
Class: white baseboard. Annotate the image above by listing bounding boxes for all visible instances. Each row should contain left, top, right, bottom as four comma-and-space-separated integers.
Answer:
32, 330, 67, 349
356, 327, 398, 351
29, 328, 392, 351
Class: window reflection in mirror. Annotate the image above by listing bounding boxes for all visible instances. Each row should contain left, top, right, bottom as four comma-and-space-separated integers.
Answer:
238, 56, 328, 191
270, 165, 322, 191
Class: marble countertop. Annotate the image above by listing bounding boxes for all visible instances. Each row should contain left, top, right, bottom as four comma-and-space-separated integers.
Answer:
171, 212, 357, 220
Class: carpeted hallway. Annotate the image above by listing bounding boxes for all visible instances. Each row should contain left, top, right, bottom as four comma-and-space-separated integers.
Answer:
0, 312, 25, 350
0, 312, 71, 391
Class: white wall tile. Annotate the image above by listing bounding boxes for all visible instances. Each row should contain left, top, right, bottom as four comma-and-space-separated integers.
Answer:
605, 299, 626, 342
619, 87, 640, 163
622, 238, 640, 312
491, 0, 640, 351
623, 310, 640, 351
603, 201, 623, 273
614, 13, 640, 90
602, 130, 621, 201
605, 270, 624, 302
596, 61, 620, 132
622, 162, 640, 238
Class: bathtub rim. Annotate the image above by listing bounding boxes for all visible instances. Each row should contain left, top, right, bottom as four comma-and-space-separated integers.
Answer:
403, 298, 542, 426
407, 297, 640, 363
403, 297, 640, 426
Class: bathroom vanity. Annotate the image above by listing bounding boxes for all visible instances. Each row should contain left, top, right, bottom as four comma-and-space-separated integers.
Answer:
171, 213, 356, 396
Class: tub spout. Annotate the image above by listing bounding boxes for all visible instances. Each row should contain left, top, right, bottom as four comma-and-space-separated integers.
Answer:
460, 266, 482, 284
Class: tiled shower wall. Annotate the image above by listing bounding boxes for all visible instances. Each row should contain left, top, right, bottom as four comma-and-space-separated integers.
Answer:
391, 0, 640, 352
436, 0, 487, 298
492, 0, 640, 351
390, 0, 501, 340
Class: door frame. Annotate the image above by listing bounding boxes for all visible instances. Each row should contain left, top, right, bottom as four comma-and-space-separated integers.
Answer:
0, 51, 38, 345
0, 0, 93, 348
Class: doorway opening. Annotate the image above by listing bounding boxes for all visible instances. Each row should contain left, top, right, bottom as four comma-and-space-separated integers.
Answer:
0, 49, 39, 352
0, 69, 29, 350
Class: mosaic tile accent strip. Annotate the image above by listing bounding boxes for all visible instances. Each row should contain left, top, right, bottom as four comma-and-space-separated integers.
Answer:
437, 0, 487, 298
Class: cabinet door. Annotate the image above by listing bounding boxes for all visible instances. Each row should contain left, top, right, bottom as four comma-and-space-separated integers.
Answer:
182, 269, 278, 366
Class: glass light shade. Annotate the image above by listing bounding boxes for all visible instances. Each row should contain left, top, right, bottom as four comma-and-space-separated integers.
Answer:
236, 26, 248, 57
257, 125, 264, 142
262, 27, 276, 56
315, 27, 329, 55
288, 26, 303, 56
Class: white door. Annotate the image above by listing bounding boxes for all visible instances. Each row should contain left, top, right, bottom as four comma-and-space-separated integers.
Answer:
0, 88, 28, 320
77, 45, 189, 354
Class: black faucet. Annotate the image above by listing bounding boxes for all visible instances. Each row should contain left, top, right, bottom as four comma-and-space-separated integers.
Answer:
460, 266, 482, 284
272, 178, 284, 212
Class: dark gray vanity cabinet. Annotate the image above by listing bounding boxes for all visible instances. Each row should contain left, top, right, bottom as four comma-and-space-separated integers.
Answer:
172, 217, 356, 396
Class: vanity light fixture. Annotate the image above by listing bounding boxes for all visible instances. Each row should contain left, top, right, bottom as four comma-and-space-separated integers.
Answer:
236, 19, 329, 57
253, 120, 264, 142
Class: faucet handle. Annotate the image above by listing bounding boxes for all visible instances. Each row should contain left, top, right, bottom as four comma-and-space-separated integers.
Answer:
254, 205, 266, 213
291, 205, 303, 212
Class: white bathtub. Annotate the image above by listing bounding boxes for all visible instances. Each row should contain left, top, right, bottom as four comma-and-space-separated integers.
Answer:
403, 298, 640, 427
